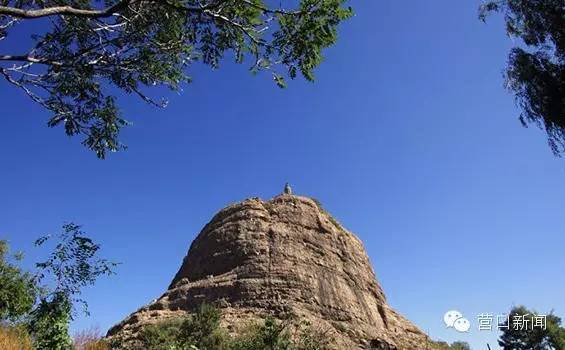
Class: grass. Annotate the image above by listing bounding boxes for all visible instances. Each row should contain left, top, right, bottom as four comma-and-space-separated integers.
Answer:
0, 326, 33, 350
73, 326, 110, 350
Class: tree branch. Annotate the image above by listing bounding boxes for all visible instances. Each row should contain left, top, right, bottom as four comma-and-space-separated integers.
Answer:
0, 0, 131, 19
0, 0, 228, 20
0, 68, 50, 108
0, 54, 62, 66
240, 0, 304, 15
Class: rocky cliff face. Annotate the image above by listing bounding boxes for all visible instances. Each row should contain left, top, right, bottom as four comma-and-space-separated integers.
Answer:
107, 194, 427, 349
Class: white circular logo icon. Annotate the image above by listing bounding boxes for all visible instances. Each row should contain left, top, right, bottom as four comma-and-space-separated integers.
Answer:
443, 310, 463, 327
443, 310, 470, 333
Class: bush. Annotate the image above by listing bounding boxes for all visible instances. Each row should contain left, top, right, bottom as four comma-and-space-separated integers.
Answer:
294, 321, 332, 350
177, 304, 230, 350
232, 318, 330, 350
429, 340, 471, 350
139, 304, 230, 350
133, 306, 331, 350
231, 317, 292, 350
139, 319, 183, 350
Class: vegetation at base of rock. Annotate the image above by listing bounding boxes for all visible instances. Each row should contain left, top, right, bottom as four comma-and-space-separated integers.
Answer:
137, 304, 229, 350
429, 340, 471, 350
231, 317, 331, 350
78, 340, 111, 350
119, 305, 332, 350
498, 305, 565, 350
137, 319, 183, 350
74, 327, 111, 350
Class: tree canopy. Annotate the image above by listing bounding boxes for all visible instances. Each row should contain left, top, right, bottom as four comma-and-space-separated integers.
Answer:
0, 0, 352, 158
0, 241, 37, 322
480, 0, 565, 156
498, 305, 565, 350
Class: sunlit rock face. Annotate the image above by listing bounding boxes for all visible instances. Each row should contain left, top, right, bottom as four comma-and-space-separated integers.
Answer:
107, 195, 427, 349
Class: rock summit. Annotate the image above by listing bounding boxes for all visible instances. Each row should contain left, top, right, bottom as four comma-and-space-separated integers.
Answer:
108, 194, 427, 349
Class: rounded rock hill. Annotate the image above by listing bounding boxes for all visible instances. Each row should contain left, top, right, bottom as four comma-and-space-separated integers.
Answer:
107, 194, 427, 349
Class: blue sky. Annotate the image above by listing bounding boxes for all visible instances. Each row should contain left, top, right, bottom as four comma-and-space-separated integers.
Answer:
1, 1, 564, 349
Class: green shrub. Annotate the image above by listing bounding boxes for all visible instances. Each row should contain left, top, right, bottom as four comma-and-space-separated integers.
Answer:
177, 304, 230, 350
231, 317, 292, 350
429, 340, 471, 350
139, 304, 230, 350
140, 319, 183, 350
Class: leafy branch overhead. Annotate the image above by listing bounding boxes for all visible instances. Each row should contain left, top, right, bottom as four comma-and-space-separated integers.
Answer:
0, 0, 353, 158
480, 0, 564, 156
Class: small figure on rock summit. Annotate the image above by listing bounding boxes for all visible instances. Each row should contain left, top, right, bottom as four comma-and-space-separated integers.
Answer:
283, 182, 293, 195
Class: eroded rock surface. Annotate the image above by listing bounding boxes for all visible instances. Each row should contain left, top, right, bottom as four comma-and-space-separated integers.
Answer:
107, 195, 427, 349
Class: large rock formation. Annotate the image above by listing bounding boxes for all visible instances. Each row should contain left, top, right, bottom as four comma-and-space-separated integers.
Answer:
107, 194, 427, 349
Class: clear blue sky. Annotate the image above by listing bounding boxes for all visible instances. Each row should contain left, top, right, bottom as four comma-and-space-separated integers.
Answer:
1, 1, 564, 349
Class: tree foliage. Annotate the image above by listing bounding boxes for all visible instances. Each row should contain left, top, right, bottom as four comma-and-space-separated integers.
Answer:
0, 240, 37, 322
498, 305, 565, 350
33, 223, 118, 308
0, 224, 117, 350
480, 0, 565, 156
28, 223, 118, 348
0, 0, 353, 158
28, 293, 74, 350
